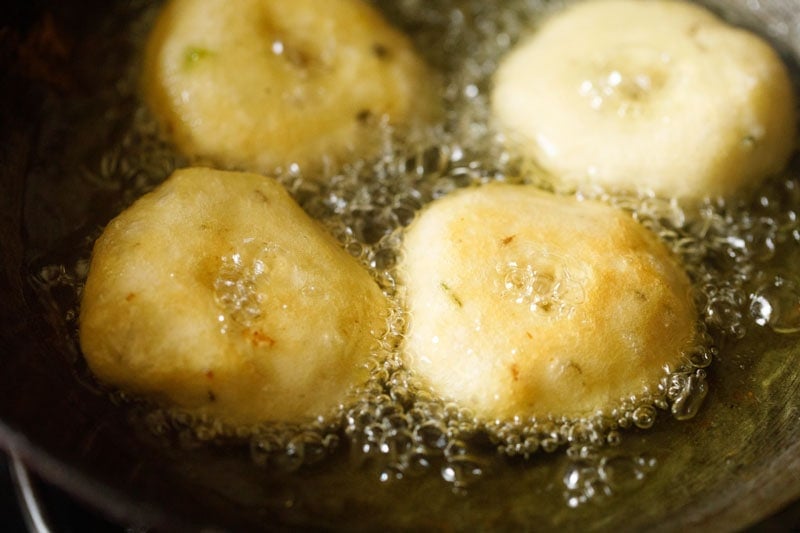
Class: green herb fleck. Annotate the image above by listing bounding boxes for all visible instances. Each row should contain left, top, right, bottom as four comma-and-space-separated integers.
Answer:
183, 46, 214, 69
440, 282, 463, 308
742, 135, 757, 149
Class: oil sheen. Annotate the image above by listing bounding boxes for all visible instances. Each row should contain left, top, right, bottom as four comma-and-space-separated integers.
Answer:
24, 0, 800, 521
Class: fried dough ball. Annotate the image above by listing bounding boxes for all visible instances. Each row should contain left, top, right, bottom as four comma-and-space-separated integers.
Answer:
491, 0, 796, 202
143, 0, 439, 174
79, 168, 388, 425
400, 184, 697, 420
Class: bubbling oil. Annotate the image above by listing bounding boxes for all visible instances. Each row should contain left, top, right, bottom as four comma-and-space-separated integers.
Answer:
25, 0, 800, 511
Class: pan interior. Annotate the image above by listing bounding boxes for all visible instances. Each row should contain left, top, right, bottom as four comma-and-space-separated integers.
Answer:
1, 0, 800, 530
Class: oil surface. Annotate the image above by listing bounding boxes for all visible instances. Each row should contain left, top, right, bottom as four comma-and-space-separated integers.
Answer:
22, 0, 800, 529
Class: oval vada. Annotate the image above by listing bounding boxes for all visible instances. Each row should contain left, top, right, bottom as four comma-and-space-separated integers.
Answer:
143, 0, 440, 174
400, 184, 697, 421
80, 167, 388, 425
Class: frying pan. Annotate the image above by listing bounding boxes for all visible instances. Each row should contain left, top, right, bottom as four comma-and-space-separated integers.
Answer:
2, 0, 800, 530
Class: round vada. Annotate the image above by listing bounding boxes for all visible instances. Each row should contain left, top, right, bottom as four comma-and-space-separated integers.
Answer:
143, 0, 440, 174
491, 0, 796, 202
400, 184, 698, 421
79, 167, 388, 425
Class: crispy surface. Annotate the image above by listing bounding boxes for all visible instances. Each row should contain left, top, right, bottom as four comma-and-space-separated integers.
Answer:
80, 168, 388, 425
492, 0, 796, 202
143, 0, 439, 174
400, 184, 697, 420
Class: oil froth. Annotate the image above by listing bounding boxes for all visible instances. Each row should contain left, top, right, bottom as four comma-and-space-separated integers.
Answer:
22, 0, 800, 512
497, 250, 587, 318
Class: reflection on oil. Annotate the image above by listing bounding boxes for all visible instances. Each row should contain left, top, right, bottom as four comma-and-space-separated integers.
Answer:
22, 0, 800, 524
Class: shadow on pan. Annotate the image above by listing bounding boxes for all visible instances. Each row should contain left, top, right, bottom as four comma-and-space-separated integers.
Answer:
1, 0, 800, 530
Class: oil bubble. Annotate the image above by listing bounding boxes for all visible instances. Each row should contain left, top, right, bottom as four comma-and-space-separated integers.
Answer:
562, 448, 657, 506
28, 0, 799, 508
496, 252, 586, 317
669, 370, 709, 421
598, 455, 647, 491
750, 276, 800, 334
416, 422, 448, 450
563, 459, 595, 491
632, 405, 656, 429
687, 345, 715, 369
213, 247, 279, 328
441, 456, 485, 490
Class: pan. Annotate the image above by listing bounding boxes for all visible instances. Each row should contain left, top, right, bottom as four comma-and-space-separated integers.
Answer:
2, 0, 800, 530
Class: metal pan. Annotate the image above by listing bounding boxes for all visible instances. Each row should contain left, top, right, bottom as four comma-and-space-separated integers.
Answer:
1, 0, 800, 530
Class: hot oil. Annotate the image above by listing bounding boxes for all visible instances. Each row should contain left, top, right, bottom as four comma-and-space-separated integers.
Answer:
23, 0, 800, 528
